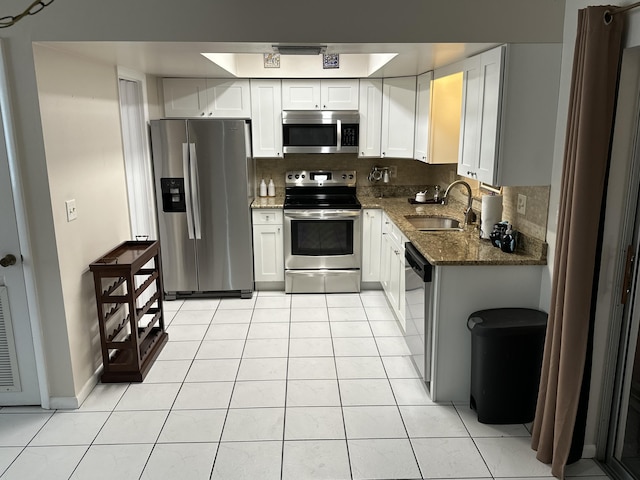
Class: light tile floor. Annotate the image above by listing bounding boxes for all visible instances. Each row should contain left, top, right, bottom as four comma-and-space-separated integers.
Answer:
0, 291, 610, 480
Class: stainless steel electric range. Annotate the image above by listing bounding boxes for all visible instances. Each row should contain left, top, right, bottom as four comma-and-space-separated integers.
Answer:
283, 170, 362, 293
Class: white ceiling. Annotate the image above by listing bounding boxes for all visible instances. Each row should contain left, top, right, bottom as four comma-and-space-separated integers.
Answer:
41, 41, 500, 78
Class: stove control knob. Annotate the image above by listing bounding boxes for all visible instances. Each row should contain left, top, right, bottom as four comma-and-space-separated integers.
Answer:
342, 174, 347, 179
349, 174, 354, 179
301, 174, 305, 178
295, 174, 300, 179
287, 174, 293, 179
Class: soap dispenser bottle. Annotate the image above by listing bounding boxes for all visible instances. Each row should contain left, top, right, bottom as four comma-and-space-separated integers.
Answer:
259, 179, 267, 197
267, 178, 276, 197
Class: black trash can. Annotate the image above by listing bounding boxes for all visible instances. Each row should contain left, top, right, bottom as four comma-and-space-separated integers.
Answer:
467, 308, 548, 424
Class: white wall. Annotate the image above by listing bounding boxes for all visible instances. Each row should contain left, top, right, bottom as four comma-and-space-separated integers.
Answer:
33, 44, 131, 398
0, 0, 565, 402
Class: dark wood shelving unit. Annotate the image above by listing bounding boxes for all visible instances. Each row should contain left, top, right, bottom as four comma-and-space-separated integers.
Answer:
89, 240, 168, 382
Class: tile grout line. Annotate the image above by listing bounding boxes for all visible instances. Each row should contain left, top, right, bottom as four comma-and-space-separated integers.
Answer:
208, 295, 254, 480
279, 296, 293, 480
327, 296, 355, 480
367, 294, 425, 480
138, 299, 212, 480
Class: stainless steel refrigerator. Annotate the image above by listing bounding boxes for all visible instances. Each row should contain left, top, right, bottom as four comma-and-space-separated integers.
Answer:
149, 119, 254, 299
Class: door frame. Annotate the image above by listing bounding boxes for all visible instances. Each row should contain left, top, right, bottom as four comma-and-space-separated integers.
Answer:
0, 40, 49, 407
597, 46, 640, 477
116, 67, 157, 241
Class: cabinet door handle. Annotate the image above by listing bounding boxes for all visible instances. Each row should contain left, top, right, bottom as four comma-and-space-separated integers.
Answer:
277, 227, 281, 234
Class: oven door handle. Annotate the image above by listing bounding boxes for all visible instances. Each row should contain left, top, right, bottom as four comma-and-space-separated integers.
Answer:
284, 210, 361, 220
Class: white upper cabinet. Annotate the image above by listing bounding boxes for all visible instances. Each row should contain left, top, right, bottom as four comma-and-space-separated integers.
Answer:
457, 44, 562, 186
250, 79, 283, 158
458, 47, 503, 184
381, 76, 417, 159
282, 79, 359, 110
163, 78, 208, 117
430, 64, 464, 165
320, 79, 359, 110
281, 79, 320, 110
413, 71, 433, 163
163, 78, 251, 118
458, 55, 483, 180
358, 78, 383, 158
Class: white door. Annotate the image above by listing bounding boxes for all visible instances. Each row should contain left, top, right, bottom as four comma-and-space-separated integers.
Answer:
0, 110, 41, 405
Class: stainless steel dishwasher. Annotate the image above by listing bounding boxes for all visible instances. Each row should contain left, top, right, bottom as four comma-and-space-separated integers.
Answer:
404, 242, 433, 386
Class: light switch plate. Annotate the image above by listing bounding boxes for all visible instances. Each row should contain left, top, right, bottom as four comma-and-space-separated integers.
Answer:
65, 199, 77, 222
517, 194, 527, 215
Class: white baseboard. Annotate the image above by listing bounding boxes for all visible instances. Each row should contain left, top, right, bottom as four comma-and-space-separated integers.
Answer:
48, 366, 101, 410
582, 444, 597, 458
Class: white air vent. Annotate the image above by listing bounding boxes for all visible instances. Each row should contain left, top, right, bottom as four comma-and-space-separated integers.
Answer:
0, 286, 21, 392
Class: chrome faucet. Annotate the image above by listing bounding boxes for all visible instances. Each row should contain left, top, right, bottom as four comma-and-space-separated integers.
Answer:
442, 180, 477, 226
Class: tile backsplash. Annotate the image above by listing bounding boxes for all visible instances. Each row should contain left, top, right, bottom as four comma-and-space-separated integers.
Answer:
256, 154, 550, 242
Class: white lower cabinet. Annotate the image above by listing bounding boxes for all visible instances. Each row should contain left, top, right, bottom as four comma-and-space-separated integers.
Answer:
428, 264, 543, 402
361, 209, 383, 283
380, 212, 407, 331
252, 210, 284, 286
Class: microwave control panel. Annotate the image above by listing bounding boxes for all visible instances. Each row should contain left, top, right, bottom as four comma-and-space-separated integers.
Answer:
341, 125, 359, 147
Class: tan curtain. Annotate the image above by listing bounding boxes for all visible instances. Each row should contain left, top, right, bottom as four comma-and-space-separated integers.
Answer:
531, 6, 623, 479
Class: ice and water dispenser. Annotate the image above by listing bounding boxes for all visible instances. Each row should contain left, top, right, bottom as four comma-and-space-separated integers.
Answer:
160, 178, 186, 212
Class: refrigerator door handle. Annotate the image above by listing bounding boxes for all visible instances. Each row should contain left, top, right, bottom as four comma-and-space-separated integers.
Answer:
182, 143, 195, 239
189, 143, 202, 239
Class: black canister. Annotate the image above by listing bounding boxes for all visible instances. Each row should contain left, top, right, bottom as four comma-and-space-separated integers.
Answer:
489, 222, 508, 248
501, 225, 517, 253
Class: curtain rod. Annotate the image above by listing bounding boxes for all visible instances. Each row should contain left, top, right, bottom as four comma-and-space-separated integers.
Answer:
605, 2, 640, 24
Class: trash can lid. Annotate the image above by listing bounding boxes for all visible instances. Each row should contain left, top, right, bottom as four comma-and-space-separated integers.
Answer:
467, 308, 548, 336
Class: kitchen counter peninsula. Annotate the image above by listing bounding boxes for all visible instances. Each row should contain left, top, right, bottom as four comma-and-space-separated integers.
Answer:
358, 196, 547, 266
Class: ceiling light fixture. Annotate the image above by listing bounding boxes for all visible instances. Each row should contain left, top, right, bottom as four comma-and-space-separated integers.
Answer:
272, 45, 327, 56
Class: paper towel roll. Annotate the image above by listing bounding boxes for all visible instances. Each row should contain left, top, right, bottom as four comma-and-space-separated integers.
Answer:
480, 195, 503, 239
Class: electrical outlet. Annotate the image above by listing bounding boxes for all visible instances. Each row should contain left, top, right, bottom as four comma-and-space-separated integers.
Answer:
65, 199, 77, 222
388, 165, 397, 178
517, 194, 527, 215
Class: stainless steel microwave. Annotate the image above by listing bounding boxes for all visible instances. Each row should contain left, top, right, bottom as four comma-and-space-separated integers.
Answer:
282, 110, 359, 154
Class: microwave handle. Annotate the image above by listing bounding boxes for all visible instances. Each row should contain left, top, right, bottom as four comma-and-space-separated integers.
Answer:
336, 119, 342, 152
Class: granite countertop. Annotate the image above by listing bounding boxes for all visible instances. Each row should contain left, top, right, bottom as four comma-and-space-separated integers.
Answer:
251, 195, 547, 266
252, 195, 285, 208
359, 196, 547, 266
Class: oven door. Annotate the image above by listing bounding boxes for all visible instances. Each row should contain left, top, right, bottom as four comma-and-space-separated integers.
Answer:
284, 209, 362, 269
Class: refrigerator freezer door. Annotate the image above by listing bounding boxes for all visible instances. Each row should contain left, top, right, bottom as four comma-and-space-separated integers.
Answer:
188, 119, 254, 292
150, 119, 198, 293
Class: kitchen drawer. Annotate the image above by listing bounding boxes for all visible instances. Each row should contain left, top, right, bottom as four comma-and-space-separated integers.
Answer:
252, 209, 283, 225
382, 212, 393, 235
389, 222, 406, 246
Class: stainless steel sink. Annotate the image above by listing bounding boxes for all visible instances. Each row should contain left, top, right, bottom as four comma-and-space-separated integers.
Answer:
405, 216, 463, 231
